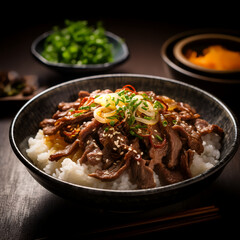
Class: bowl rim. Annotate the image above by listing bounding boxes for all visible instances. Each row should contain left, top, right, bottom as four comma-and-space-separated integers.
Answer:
31, 30, 129, 71
173, 33, 240, 74
9, 73, 240, 196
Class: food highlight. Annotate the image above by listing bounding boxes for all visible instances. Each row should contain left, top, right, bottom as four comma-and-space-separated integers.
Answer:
27, 85, 223, 190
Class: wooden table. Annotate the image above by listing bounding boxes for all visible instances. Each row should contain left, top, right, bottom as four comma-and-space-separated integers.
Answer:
1, 12, 240, 239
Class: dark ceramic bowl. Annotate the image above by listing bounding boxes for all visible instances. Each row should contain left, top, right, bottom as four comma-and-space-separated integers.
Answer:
161, 30, 240, 83
31, 31, 129, 74
9, 74, 239, 211
173, 33, 240, 74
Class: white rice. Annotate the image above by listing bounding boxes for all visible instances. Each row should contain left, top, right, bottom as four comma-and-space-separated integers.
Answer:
26, 129, 221, 190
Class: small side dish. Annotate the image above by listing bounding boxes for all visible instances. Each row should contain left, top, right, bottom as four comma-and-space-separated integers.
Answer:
41, 20, 113, 65
0, 71, 37, 99
26, 85, 223, 190
172, 33, 240, 79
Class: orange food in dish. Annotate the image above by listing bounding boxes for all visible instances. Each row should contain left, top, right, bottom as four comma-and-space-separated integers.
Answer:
185, 45, 240, 71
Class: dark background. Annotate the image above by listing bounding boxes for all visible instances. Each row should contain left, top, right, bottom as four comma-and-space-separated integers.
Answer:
1, 1, 239, 33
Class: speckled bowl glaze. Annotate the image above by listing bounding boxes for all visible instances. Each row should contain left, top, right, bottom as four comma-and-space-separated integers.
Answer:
10, 74, 239, 211
31, 31, 129, 73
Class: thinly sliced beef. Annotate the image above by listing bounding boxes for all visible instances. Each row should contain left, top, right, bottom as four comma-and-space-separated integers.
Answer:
147, 124, 169, 169
180, 149, 194, 178
98, 126, 128, 147
78, 90, 90, 98
97, 126, 129, 170
89, 152, 130, 181
39, 88, 224, 189
39, 118, 56, 129
148, 128, 186, 185
89, 130, 156, 188
78, 118, 102, 145
138, 91, 156, 100
195, 118, 224, 137
52, 110, 69, 119
40, 111, 93, 135
130, 157, 156, 189
129, 138, 156, 189
172, 124, 204, 155
49, 139, 80, 161
58, 101, 80, 111
132, 124, 185, 186
98, 126, 130, 170
101, 147, 116, 169
89, 89, 113, 98
157, 165, 184, 185
79, 137, 102, 165
149, 144, 184, 185
39, 118, 63, 136
54, 92, 89, 117
148, 139, 168, 169
166, 127, 182, 169
149, 122, 182, 170
150, 143, 184, 185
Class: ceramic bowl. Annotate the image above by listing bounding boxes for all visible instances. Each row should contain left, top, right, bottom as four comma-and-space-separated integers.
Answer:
161, 30, 240, 83
173, 33, 240, 74
9, 74, 239, 211
31, 31, 129, 74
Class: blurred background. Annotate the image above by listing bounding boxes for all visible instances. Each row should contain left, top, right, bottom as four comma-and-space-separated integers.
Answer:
1, 1, 239, 34
1, 1, 239, 103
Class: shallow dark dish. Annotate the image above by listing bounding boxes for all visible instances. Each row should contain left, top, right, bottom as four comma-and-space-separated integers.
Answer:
161, 29, 240, 83
31, 31, 129, 74
9, 74, 239, 211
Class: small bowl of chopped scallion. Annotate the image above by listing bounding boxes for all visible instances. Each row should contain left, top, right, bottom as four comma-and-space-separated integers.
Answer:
31, 20, 129, 73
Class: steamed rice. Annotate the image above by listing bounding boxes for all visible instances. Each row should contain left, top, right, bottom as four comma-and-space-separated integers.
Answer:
26, 129, 221, 190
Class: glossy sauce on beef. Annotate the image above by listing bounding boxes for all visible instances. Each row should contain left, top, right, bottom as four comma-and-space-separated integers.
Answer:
39, 85, 223, 189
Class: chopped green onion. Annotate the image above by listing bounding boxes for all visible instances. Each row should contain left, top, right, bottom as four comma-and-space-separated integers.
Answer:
109, 121, 115, 126
41, 20, 113, 65
79, 106, 90, 110
155, 134, 163, 141
154, 101, 164, 109
144, 116, 152, 120
162, 120, 168, 127
73, 112, 83, 117
143, 101, 148, 107
107, 115, 118, 119
129, 130, 143, 139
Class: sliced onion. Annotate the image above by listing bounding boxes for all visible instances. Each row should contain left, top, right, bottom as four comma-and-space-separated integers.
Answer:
94, 107, 108, 123
132, 95, 143, 101
137, 101, 156, 117
101, 109, 116, 118
94, 107, 118, 123
135, 113, 159, 125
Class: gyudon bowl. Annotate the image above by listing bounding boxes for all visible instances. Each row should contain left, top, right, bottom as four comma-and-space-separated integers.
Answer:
10, 74, 239, 211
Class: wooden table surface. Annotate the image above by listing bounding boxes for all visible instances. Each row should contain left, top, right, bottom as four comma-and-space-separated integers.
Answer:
1, 7, 240, 239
